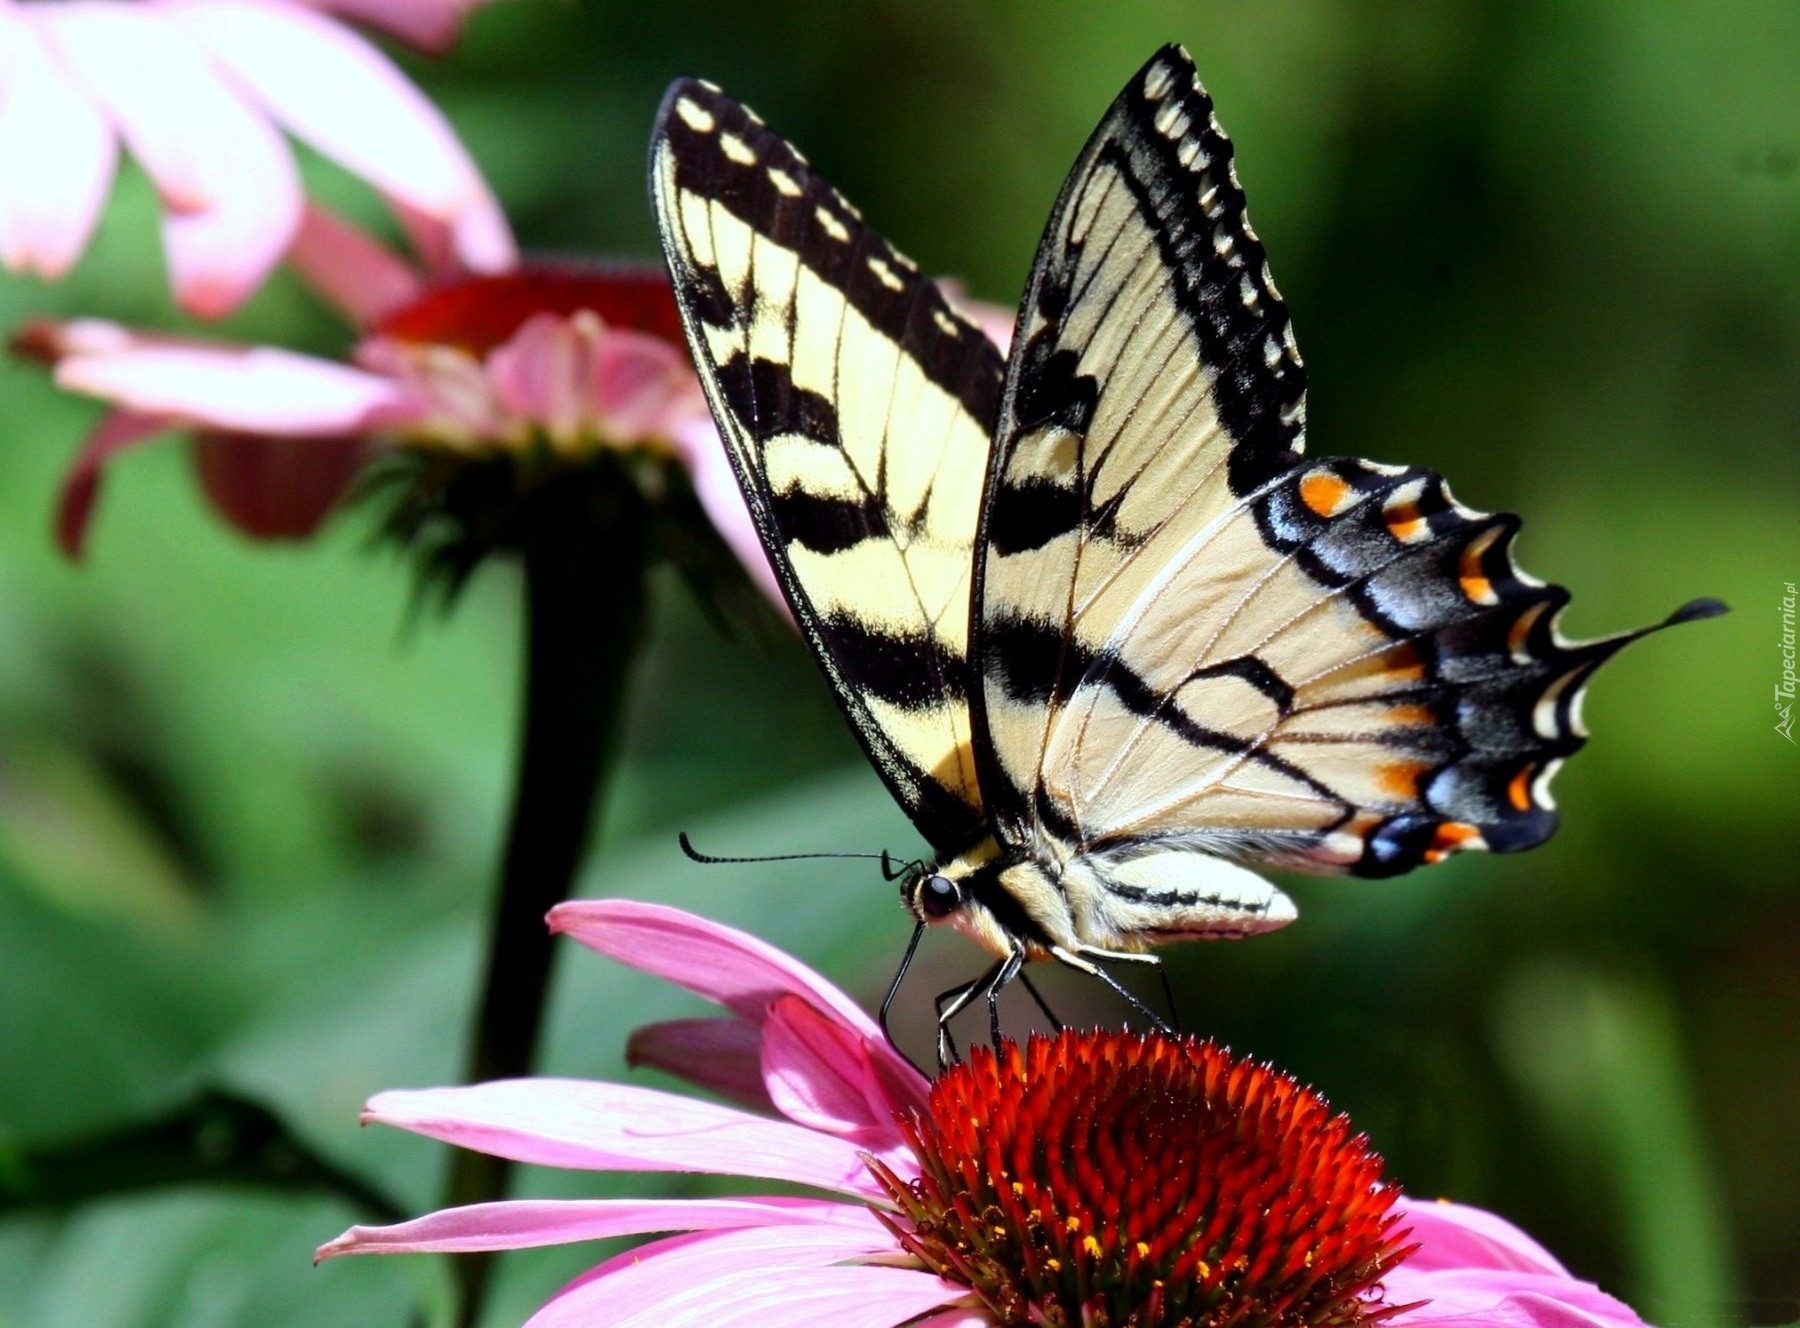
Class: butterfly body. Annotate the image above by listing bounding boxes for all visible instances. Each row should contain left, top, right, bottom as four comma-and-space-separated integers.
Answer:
651, 48, 1723, 1013
908, 826, 1296, 962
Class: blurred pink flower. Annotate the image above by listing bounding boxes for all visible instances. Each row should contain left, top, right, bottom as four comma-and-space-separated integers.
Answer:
0, 0, 511, 317
15, 211, 763, 562
318, 900, 1657, 1328
300, 0, 498, 55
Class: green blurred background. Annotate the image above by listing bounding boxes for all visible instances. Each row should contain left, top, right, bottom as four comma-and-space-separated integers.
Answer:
0, 1, 1794, 1324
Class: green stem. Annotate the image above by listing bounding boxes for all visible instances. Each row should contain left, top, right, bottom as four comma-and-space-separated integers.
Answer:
446, 468, 649, 1327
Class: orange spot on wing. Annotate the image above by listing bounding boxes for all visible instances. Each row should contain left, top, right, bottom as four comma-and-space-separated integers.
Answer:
1507, 766, 1535, 812
1459, 543, 1499, 605
1377, 762, 1427, 801
1300, 471, 1351, 518
1384, 502, 1424, 542
1507, 603, 1547, 658
1422, 821, 1484, 864
1460, 573, 1495, 604
1385, 704, 1436, 727
1383, 644, 1426, 686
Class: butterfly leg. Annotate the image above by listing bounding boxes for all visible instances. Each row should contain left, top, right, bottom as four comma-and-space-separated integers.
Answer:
983, 948, 1026, 1049
878, 922, 931, 1077
1050, 945, 1175, 1034
934, 953, 1013, 1069
1016, 967, 1064, 1033
1085, 951, 1182, 1033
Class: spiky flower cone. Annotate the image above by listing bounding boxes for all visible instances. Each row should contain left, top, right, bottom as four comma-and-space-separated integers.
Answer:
870, 1030, 1414, 1328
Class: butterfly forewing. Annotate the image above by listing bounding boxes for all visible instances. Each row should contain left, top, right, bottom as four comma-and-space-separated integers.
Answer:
652, 80, 1005, 854
973, 47, 1305, 843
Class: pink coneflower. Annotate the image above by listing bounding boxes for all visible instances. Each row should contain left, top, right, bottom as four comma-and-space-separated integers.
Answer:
12, 210, 764, 577
319, 901, 1656, 1328
0, 0, 509, 317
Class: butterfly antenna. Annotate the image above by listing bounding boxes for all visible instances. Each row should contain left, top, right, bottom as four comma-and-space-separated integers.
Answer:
677, 831, 899, 868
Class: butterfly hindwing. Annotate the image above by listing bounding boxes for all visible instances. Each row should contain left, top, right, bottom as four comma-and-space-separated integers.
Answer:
974, 46, 1722, 882
652, 79, 1005, 854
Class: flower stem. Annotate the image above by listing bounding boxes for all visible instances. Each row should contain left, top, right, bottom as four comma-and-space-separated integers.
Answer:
445, 466, 649, 1327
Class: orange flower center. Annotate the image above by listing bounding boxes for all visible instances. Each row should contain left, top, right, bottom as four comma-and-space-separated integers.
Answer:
869, 1030, 1412, 1328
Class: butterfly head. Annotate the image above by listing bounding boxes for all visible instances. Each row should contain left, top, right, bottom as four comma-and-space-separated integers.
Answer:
906, 871, 965, 922
901, 844, 1069, 960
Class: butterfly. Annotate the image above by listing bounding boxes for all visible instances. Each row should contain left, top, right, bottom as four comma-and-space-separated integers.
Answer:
650, 45, 1723, 1060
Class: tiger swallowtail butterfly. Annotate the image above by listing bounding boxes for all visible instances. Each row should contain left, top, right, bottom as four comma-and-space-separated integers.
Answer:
650, 45, 1724, 1060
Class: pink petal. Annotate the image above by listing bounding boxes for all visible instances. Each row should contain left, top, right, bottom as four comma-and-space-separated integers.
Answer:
677, 415, 788, 613
53, 410, 170, 560
364, 1078, 886, 1200
914, 1311, 992, 1328
191, 431, 368, 540
484, 312, 588, 448
286, 204, 423, 328
1384, 1274, 1647, 1328
550, 901, 880, 1048
936, 279, 1015, 356
166, 0, 513, 274
0, 15, 117, 280
318, 1194, 880, 1259
294, 0, 493, 54
1393, 1198, 1571, 1275
625, 1016, 777, 1115
587, 326, 700, 443
42, 3, 302, 317
761, 994, 913, 1150
524, 1227, 962, 1328
53, 332, 415, 435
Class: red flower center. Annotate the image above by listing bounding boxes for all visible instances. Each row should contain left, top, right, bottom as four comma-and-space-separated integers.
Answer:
372, 264, 685, 355
869, 1030, 1413, 1328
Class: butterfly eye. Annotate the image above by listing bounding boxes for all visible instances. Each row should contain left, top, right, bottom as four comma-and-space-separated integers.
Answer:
919, 874, 963, 919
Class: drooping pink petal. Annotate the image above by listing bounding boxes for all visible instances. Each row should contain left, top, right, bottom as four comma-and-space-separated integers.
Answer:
166, 0, 513, 277
364, 1078, 887, 1200
485, 312, 587, 449
191, 431, 368, 540
674, 415, 787, 611
548, 900, 891, 1053
1393, 1197, 1571, 1275
42, 3, 303, 317
761, 993, 914, 1151
937, 280, 1016, 356
483, 313, 700, 452
1384, 1273, 1647, 1328
294, 0, 495, 55
287, 204, 424, 329
54, 410, 170, 560
625, 1016, 777, 1114
353, 335, 503, 445
0, 14, 117, 280
318, 1194, 881, 1259
913, 1310, 991, 1328
53, 332, 417, 435
586, 325, 701, 443
523, 1227, 964, 1328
